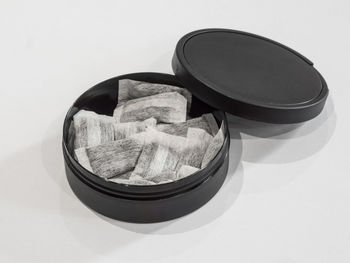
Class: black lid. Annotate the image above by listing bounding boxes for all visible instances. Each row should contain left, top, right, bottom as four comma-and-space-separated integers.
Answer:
172, 29, 328, 123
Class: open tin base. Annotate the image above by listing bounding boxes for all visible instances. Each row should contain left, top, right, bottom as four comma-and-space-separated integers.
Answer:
62, 73, 230, 223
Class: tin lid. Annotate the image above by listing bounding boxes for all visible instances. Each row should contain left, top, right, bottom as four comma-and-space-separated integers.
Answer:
172, 29, 328, 123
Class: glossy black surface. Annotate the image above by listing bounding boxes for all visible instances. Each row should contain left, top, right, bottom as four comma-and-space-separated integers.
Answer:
173, 28, 328, 123
62, 72, 230, 222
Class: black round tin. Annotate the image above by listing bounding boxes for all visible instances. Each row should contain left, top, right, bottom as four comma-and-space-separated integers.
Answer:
172, 28, 328, 123
63, 28, 329, 223
62, 73, 230, 223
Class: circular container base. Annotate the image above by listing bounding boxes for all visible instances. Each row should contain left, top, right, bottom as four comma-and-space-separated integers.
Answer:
62, 72, 231, 223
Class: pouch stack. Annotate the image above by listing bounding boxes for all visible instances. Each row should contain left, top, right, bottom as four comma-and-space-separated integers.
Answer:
70, 79, 225, 185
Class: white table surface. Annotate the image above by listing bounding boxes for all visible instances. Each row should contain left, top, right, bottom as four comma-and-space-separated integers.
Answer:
1, 1, 349, 262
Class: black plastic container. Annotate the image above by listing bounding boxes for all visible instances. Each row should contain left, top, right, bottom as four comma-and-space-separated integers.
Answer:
62, 73, 230, 223
62, 29, 328, 223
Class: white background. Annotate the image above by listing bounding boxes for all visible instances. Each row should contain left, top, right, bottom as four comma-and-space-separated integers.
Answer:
0, 0, 349, 262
